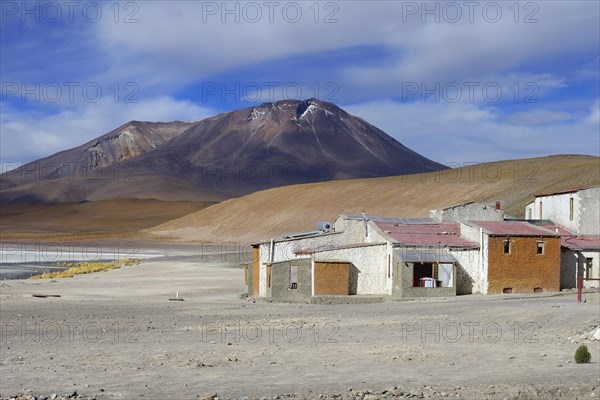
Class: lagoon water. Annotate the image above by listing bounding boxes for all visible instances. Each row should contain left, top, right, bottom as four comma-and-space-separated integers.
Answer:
0, 247, 162, 280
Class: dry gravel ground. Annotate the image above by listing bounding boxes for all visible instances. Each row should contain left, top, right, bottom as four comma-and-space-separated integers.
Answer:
1, 249, 599, 400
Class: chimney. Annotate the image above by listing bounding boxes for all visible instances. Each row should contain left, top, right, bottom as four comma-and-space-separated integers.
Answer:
495, 201, 501, 210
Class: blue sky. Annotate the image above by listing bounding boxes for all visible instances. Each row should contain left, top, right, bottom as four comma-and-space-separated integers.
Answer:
1, 0, 599, 168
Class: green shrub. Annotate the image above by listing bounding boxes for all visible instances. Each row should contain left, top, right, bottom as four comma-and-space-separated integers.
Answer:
575, 344, 591, 364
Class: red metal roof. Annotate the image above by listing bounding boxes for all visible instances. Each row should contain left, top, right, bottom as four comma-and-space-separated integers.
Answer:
539, 224, 600, 250
469, 221, 559, 237
562, 236, 600, 250
374, 222, 479, 248
535, 186, 597, 197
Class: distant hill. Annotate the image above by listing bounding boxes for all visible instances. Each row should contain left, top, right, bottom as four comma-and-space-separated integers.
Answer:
0, 99, 446, 204
148, 155, 600, 243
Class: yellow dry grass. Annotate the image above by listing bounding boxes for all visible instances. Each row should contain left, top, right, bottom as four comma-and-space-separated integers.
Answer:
148, 155, 600, 243
30, 259, 142, 279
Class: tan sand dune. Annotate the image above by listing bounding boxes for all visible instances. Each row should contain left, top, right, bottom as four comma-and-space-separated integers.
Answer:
149, 155, 600, 243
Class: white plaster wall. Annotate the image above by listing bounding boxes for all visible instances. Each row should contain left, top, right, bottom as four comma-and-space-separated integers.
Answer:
340, 219, 371, 243
581, 250, 600, 288
528, 187, 600, 234
365, 221, 392, 244
460, 223, 481, 243
431, 203, 504, 223
313, 244, 389, 295
450, 249, 481, 294
525, 202, 534, 220
546, 188, 600, 235
560, 249, 578, 290
257, 220, 377, 297
561, 250, 600, 289
530, 193, 579, 232
578, 188, 600, 235
386, 242, 394, 294
258, 233, 349, 297
481, 234, 489, 294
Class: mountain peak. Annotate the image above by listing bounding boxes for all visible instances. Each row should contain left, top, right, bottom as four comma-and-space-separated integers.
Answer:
1, 100, 447, 204
244, 98, 341, 123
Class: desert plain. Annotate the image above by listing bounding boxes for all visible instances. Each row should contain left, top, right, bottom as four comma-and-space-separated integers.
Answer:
0, 242, 599, 400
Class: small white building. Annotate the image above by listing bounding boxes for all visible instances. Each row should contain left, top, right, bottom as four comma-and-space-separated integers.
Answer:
247, 215, 481, 301
524, 187, 600, 289
525, 186, 600, 235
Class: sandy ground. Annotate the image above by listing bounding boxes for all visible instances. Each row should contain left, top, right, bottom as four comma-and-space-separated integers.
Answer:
1, 246, 599, 400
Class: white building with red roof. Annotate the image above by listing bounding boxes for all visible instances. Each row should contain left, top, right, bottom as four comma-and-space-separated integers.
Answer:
525, 186, 600, 289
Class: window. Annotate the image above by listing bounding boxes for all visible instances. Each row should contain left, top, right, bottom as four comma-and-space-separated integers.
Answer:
290, 265, 298, 289
569, 198, 574, 221
585, 258, 593, 279
503, 240, 511, 254
537, 241, 545, 255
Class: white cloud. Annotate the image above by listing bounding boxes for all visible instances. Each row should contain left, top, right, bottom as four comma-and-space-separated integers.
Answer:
84, 1, 600, 95
0, 97, 215, 164
344, 98, 600, 165
507, 110, 574, 126
1, 1, 598, 166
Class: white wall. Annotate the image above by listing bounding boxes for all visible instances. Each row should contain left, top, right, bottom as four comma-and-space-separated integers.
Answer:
561, 249, 600, 289
313, 244, 390, 295
450, 249, 481, 294
578, 188, 600, 235
258, 232, 351, 297
581, 250, 600, 288
528, 187, 599, 235
460, 223, 481, 243
257, 217, 381, 297
481, 234, 489, 294
431, 203, 504, 223
525, 202, 534, 220
530, 193, 579, 232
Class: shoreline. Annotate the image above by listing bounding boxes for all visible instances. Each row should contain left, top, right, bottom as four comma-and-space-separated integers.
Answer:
0, 262, 71, 280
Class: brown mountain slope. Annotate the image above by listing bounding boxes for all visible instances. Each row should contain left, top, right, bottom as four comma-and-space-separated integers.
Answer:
1, 99, 446, 204
0, 120, 199, 203
0, 199, 213, 241
148, 155, 600, 243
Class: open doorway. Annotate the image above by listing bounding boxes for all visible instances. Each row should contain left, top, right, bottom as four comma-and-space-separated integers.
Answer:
412, 262, 453, 288
413, 263, 435, 287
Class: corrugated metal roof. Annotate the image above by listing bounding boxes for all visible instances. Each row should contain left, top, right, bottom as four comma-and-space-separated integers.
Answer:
468, 221, 560, 237
562, 236, 600, 250
375, 221, 479, 248
537, 223, 600, 250
395, 248, 457, 263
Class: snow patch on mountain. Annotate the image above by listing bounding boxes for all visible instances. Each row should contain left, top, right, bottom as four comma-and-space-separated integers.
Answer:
300, 104, 335, 120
